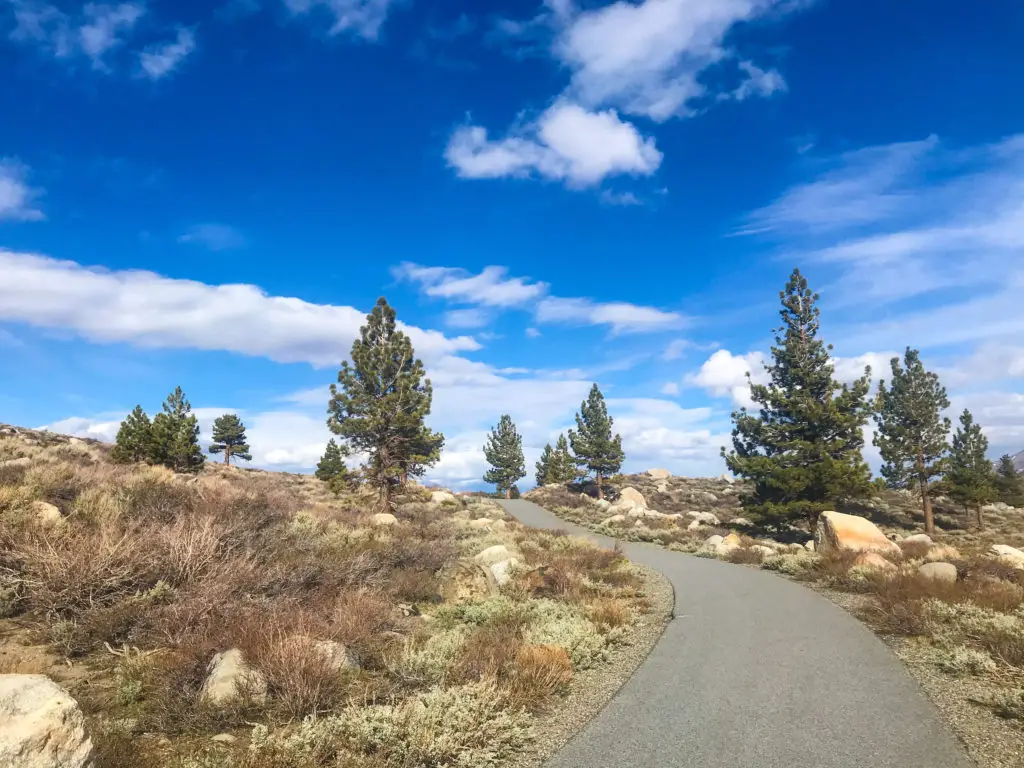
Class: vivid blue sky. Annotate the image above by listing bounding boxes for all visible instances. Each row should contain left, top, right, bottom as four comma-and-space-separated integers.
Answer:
1, 0, 1022, 487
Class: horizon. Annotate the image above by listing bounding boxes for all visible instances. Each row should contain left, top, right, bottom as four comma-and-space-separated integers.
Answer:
1, 0, 1022, 490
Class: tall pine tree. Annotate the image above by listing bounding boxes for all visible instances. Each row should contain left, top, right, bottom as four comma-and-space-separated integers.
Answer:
568, 384, 624, 500
535, 443, 554, 486
549, 434, 577, 484
150, 387, 205, 473
723, 269, 872, 529
483, 415, 526, 498
208, 414, 252, 466
328, 297, 443, 509
995, 455, 1024, 507
111, 405, 153, 464
946, 409, 996, 526
873, 348, 950, 535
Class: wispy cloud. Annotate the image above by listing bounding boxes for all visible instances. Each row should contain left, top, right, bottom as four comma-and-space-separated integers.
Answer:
139, 27, 195, 80
393, 263, 548, 307
9, 1, 146, 70
443, 308, 491, 329
178, 223, 246, 251
535, 296, 686, 335
600, 189, 642, 206
282, 0, 401, 40
0, 159, 44, 222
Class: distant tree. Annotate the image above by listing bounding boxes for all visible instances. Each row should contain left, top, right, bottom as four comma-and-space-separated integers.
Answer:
995, 455, 1024, 507
946, 409, 996, 526
510, 484, 521, 499
483, 415, 526, 499
723, 269, 873, 530
873, 348, 950, 535
208, 413, 252, 466
535, 443, 554, 487
328, 297, 443, 509
568, 384, 624, 500
315, 438, 350, 495
150, 387, 205, 473
111, 405, 153, 464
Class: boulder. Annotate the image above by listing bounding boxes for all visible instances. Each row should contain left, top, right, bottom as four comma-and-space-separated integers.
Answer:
601, 515, 627, 526
902, 533, 934, 546
719, 474, 735, 485
702, 534, 724, 548
468, 518, 493, 530
211, 734, 237, 745
917, 562, 957, 585
0, 675, 94, 768
30, 501, 62, 526
439, 560, 499, 603
310, 640, 357, 671
804, 540, 816, 552
750, 545, 776, 558
595, 499, 611, 512
200, 649, 267, 705
474, 545, 512, 567
731, 517, 753, 527
430, 491, 457, 505
695, 491, 718, 504
618, 487, 647, 509
656, 481, 669, 493
489, 558, 520, 586
687, 520, 703, 530
646, 468, 671, 480
688, 511, 720, 526
815, 511, 900, 556
852, 552, 896, 571
990, 544, 1024, 568
371, 513, 398, 527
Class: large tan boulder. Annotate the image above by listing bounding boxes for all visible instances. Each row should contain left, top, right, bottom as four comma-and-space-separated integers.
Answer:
0, 675, 94, 768
371, 513, 398, 527
474, 545, 512, 567
199, 649, 267, 705
918, 562, 957, 584
617, 487, 647, 509
439, 560, 499, 603
430, 490, 457, 505
990, 544, 1024, 568
815, 511, 900, 556
646, 468, 671, 480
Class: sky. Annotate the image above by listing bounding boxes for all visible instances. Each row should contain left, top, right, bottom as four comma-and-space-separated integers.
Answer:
1, 0, 1023, 489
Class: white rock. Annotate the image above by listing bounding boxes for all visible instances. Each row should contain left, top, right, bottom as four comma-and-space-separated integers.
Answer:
596, 499, 611, 511
917, 562, 957, 584
804, 540, 816, 552
430, 491, 457, 505
468, 518, 493, 529
475, 545, 512, 566
371, 513, 398, 526
211, 733, 237, 745
731, 517, 753, 527
703, 534, 725, 548
687, 520, 704, 531
655, 481, 669, 493
310, 640, 357, 671
990, 544, 1024, 567
601, 514, 627, 526
688, 511, 720, 525
646, 468, 671, 480
30, 501, 62, 526
618, 487, 647, 509
200, 649, 267, 705
489, 558, 520, 586
0, 675, 94, 768
695, 491, 718, 504
719, 474, 735, 485
902, 533, 934, 546
750, 545, 776, 558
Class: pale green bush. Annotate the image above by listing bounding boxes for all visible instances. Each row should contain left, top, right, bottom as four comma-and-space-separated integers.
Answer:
399, 627, 469, 684
525, 599, 611, 670
762, 552, 817, 576
931, 644, 998, 676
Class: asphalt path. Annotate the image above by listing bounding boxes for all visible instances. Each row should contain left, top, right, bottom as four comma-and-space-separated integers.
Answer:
497, 498, 973, 768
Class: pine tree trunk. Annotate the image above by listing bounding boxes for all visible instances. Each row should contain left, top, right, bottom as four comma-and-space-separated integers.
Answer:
224, 449, 230, 466
597, 471, 603, 500
505, 487, 511, 500
919, 477, 935, 535
976, 505, 983, 528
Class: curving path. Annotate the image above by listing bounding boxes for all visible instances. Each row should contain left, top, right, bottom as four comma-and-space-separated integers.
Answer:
498, 499, 972, 768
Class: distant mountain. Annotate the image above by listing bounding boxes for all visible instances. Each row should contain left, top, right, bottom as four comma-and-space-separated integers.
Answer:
1015, 450, 1024, 473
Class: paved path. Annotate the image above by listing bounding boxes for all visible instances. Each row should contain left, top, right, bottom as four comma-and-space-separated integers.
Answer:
498, 499, 972, 768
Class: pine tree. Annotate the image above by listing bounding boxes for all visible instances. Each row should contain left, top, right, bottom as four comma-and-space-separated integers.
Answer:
946, 409, 996, 526
568, 384, 624, 500
723, 269, 873, 530
483, 415, 526, 499
995, 455, 1024, 507
327, 297, 443, 509
208, 413, 252, 466
873, 348, 950, 535
150, 386, 205, 473
550, 434, 577, 484
535, 443, 554, 486
111, 405, 153, 464
315, 438, 349, 495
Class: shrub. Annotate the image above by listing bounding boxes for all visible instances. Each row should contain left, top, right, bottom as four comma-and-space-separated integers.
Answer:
762, 552, 817, 576
525, 599, 612, 670
974, 688, 1024, 720
507, 644, 573, 712
931, 644, 998, 676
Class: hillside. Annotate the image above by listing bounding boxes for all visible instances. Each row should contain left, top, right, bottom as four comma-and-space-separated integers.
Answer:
0, 425, 670, 768
1015, 450, 1024, 473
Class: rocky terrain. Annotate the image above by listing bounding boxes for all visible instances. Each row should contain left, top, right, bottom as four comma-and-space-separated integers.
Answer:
529, 471, 1024, 767
0, 425, 670, 768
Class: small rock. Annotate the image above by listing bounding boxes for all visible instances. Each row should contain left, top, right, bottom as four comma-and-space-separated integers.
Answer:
200, 649, 267, 705
646, 468, 671, 480
430, 490, 457, 505
722, 533, 742, 547
371, 513, 398, 526
490, 558, 520, 586
902, 533, 934, 546
695, 491, 718, 504
475, 545, 512, 566
30, 501, 63, 526
852, 552, 896, 571
815, 511, 900, 556
601, 514, 627, 526
917, 562, 957, 584
731, 517, 753, 527
688, 511, 720, 525
656, 481, 669, 493
311, 639, 357, 671
0, 675, 94, 768
687, 519, 703, 530
703, 534, 724, 548
468, 518, 493, 530
211, 733, 237, 745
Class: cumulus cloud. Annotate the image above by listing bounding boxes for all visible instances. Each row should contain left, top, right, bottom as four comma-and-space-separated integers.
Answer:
0, 250, 479, 366
445, 101, 662, 188
138, 27, 195, 80
283, 0, 400, 39
0, 159, 44, 222
685, 349, 768, 407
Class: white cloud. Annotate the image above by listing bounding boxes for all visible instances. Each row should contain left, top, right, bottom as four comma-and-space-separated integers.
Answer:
0, 159, 44, 222
0, 250, 479, 366
138, 27, 195, 80
730, 60, 786, 101
394, 262, 548, 307
609, 398, 726, 476
8, 1, 145, 70
80, 2, 143, 67
831, 351, 895, 385
283, 0, 399, 39
660, 381, 679, 395
599, 189, 642, 206
554, 0, 789, 121
686, 349, 767, 407
178, 223, 245, 251
41, 416, 121, 442
525, 327, 541, 338
661, 338, 691, 360
443, 308, 491, 329
445, 101, 662, 188
951, 391, 1024, 460
536, 296, 685, 335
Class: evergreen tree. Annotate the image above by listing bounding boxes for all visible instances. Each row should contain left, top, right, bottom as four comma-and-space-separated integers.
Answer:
995, 455, 1024, 507
568, 384, 624, 500
535, 443, 554, 486
946, 409, 996, 526
111, 405, 153, 464
315, 438, 350, 495
873, 348, 950, 535
150, 386, 205, 473
328, 297, 443, 509
723, 269, 873, 530
549, 434, 577, 484
208, 414, 252, 465
483, 415, 526, 499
